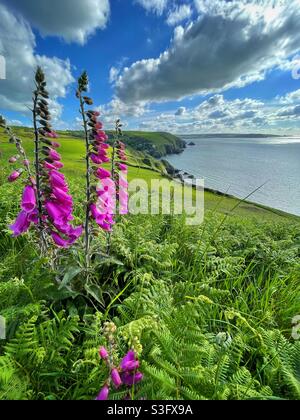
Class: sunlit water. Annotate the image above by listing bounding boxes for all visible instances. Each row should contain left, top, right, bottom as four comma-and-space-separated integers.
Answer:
166, 136, 300, 216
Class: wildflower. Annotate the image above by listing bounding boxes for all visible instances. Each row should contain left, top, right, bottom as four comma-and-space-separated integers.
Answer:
53, 161, 64, 169
9, 211, 31, 237
51, 231, 71, 248
97, 326, 143, 400
96, 385, 109, 401
49, 171, 68, 190
44, 161, 57, 170
28, 209, 38, 224
77, 74, 129, 261
121, 371, 143, 386
112, 121, 129, 216
21, 185, 36, 213
7, 68, 82, 248
120, 351, 138, 371
99, 347, 109, 360
77, 72, 115, 238
8, 170, 21, 183
95, 168, 112, 179
111, 369, 122, 389
46, 131, 59, 139
118, 163, 128, 172
119, 350, 143, 386
69, 225, 83, 239
9, 156, 18, 164
48, 149, 61, 161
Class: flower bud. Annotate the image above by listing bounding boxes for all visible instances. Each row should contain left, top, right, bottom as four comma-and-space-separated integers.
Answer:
111, 369, 122, 389
99, 346, 109, 360
96, 385, 109, 401
8, 170, 21, 182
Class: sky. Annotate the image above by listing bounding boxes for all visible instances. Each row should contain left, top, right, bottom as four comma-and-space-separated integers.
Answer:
1, 0, 300, 134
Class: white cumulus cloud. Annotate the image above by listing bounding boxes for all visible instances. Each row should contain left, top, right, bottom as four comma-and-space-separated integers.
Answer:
134, 0, 168, 15
2, 0, 110, 44
116, 1, 300, 103
166, 5, 192, 26
0, 4, 74, 121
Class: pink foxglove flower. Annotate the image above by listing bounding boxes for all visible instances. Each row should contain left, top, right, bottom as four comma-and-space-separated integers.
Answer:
48, 149, 61, 161
96, 168, 111, 179
44, 161, 57, 170
21, 185, 36, 213
119, 350, 143, 387
6, 69, 82, 248
46, 131, 59, 139
49, 170, 69, 190
120, 351, 137, 371
121, 371, 143, 386
97, 331, 143, 400
90, 153, 104, 165
96, 385, 109, 401
8, 170, 21, 183
99, 347, 109, 360
52, 187, 73, 204
53, 161, 64, 169
51, 231, 70, 248
9, 211, 31, 237
86, 111, 115, 232
112, 122, 129, 216
118, 163, 128, 172
111, 369, 122, 389
67, 226, 84, 244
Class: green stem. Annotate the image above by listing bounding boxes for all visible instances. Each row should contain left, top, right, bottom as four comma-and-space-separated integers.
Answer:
32, 92, 47, 253
79, 94, 91, 270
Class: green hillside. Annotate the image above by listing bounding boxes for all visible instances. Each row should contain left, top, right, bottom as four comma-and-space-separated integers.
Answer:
0, 126, 296, 222
65, 129, 186, 158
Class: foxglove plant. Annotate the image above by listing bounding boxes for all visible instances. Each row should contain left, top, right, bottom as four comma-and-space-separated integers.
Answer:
0, 115, 32, 182
111, 119, 129, 216
4, 67, 82, 250
106, 119, 129, 254
0, 115, 34, 182
76, 72, 116, 267
96, 322, 143, 401
1, 116, 38, 237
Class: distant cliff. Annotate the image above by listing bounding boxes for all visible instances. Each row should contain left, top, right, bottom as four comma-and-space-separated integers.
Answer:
107, 131, 186, 158
64, 129, 186, 158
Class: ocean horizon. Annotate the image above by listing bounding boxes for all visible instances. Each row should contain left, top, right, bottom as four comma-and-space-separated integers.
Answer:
167, 135, 300, 216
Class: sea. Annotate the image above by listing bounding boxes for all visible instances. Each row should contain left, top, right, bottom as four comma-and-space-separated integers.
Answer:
166, 135, 300, 216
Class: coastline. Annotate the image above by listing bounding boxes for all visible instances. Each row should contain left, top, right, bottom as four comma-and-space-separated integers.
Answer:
161, 146, 299, 220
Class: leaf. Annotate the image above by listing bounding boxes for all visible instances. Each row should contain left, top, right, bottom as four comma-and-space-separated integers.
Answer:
59, 267, 83, 290
84, 283, 104, 306
93, 253, 124, 267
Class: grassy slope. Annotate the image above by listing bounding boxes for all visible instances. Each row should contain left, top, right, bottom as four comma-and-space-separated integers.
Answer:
0, 127, 298, 223
118, 130, 185, 156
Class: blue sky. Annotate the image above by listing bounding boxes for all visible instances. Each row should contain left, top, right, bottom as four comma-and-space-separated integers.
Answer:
1, 0, 300, 134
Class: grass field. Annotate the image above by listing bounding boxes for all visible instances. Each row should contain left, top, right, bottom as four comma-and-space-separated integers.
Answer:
1, 127, 296, 222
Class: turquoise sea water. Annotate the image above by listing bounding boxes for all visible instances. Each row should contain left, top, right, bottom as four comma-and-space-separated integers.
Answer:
167, 136, 300, 216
